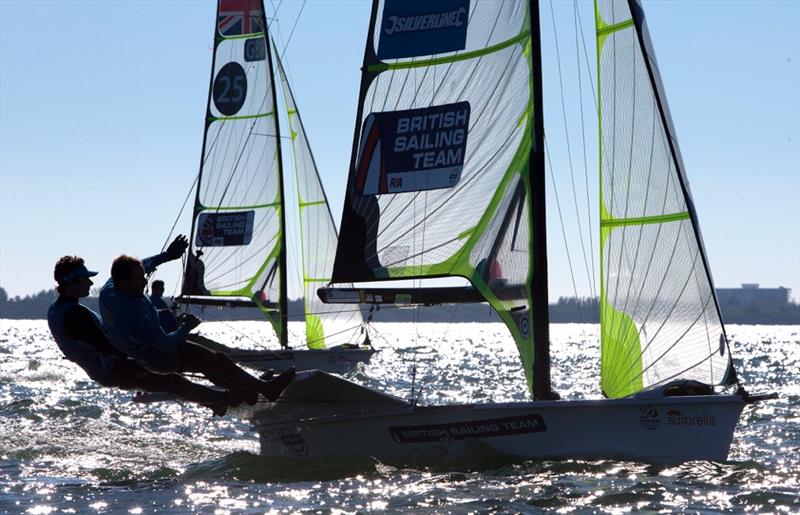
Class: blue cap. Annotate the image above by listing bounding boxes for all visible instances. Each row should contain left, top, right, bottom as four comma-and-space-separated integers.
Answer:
57, 264, 98, 285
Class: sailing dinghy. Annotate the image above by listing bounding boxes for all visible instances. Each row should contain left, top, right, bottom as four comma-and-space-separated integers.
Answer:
172, 0, 374, 373
237, 0, 775, 464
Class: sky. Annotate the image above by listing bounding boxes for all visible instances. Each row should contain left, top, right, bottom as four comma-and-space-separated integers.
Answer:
1, 0, 798, 303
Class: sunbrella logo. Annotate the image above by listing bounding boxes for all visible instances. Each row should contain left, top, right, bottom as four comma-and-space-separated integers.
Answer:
383, 7, 467, 36
667, 409, 716, 427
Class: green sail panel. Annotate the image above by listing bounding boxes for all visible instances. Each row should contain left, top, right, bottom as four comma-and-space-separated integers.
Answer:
275, 50, 365, 349
596, 0, 732, 398
183, 0, 285, 339
331, 0, 537, 393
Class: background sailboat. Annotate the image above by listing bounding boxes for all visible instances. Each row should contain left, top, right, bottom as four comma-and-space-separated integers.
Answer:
170, 0, 374, 373
235, 0, 773, 464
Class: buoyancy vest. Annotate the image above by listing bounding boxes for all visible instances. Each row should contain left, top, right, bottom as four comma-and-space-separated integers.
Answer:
47, 297, 119, 381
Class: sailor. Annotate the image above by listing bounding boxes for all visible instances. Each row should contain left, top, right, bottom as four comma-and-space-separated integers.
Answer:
47, 254, 240, 415
182, 249, 210, 296
149, 279, 178, 332
99, 235, 294, 403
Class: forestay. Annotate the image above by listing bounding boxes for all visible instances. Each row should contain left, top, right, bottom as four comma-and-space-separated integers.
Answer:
330, 0, 540, 392
595, 0, 734, 398
275, 52, 364, 349
184, 0, 286, 340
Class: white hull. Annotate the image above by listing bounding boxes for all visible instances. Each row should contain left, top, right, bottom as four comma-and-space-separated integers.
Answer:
238, 371, 745, 465
188, 335, 375, 374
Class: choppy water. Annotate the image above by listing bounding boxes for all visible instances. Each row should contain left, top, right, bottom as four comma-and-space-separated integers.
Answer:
0, 320, 797, 513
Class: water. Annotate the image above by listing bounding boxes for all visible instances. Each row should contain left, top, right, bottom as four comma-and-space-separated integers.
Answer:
1, 320, 798, 513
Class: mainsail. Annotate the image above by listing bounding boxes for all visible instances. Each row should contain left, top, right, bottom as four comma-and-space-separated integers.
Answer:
184, 0, 288, 343
275, 51, 365, 349
595, 0, 734, 398
330, 0, 541, 393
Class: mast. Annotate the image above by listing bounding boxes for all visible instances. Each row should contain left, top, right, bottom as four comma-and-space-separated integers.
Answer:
529, 0, 553, 400
262, 7, 288, 348
330, 0, 381, 283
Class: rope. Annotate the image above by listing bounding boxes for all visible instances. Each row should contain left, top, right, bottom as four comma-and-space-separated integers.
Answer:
549, 0, 595, 301
280, 0, 306, 60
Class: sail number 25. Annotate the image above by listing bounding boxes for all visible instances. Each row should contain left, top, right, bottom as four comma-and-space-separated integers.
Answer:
213, 62, 248, 116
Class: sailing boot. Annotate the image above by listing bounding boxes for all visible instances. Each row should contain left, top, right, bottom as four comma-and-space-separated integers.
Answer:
226, 388, 259, 407
257, 367, 296, 401
205, 402, 228, 417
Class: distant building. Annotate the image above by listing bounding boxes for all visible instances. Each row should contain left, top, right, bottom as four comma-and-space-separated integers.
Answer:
716, 284, 791, 308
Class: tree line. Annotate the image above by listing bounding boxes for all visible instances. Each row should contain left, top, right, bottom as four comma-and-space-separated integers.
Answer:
1, 287, 797, 325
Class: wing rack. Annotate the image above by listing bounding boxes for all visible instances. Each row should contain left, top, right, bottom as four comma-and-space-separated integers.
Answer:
318, 286, 491, 306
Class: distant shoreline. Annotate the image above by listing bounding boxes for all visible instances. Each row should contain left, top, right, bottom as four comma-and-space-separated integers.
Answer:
2, 289, 798, 325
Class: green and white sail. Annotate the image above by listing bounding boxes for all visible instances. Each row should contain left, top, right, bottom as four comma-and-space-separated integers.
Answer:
330, 0, 539, 393
595, 0, 734, 398
184, 0, 287, 342
275, 51, 365, 349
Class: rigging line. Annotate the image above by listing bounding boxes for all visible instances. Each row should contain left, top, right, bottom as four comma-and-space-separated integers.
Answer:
573, 0, 597, 299
304, 307, 365, 316
305, 321, 364, 348
272, 0, 284, 19
574, 0, 598, 115
161, 172, 200, 253
545, 135, 585, 323
250, 132, 292, 139
279, 0, 306, 60
417, 190, 433, 339
213, 320, 292, 359
549, 0, 594, 303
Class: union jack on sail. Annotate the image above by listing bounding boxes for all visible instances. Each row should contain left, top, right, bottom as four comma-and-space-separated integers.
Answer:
218, 0, 264, 36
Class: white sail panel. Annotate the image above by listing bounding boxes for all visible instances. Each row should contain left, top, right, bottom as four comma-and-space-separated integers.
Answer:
596, 0, 732, 398
335, 1, 531, 280
276, 53, 365, 349
332, 0, 537, 392
184, 0, 284, 336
